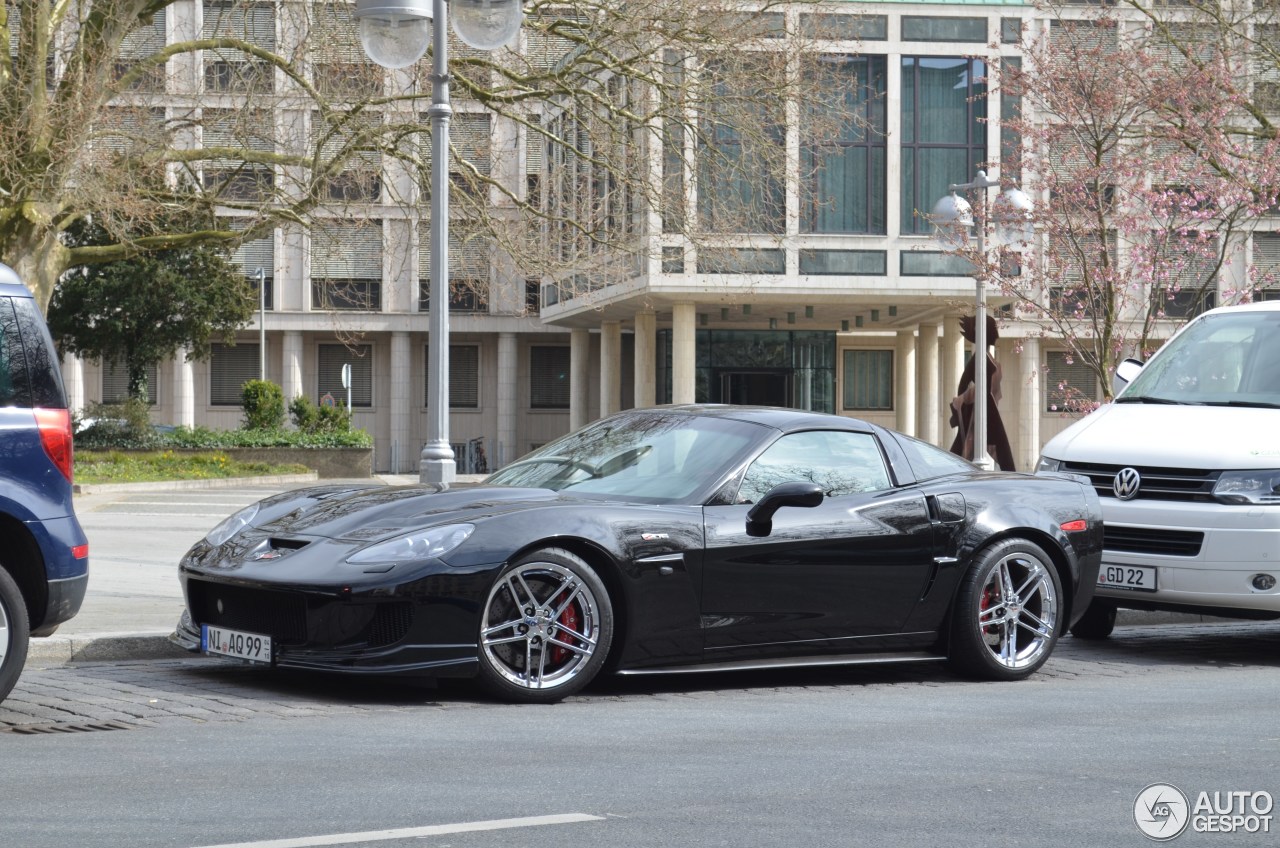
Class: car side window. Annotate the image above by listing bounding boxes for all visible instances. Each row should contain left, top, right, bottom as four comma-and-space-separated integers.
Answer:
11, 296, 66, 408
893, 432, 974, 481
0, 298, 28, 407
736, 430, 892, 504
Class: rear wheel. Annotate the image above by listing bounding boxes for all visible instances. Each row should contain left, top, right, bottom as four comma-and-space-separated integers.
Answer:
949, 538, 1062, 681
1070, 599, 1117, 640
476, 548, 613, 704
0, 567, 30, 704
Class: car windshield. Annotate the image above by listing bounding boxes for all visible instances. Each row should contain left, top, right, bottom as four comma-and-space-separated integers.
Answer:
483, 410, 764, 502
1118, 310, 1280, 408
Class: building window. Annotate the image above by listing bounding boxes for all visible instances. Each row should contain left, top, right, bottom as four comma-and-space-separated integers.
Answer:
698, 54, 786, 234
311, 220, 382, 311
209, 343, 260, 406
1044, 350, 1100, 412
798, 13, 888, 41
202, 2, 276, 93
802, 55, 887, 235
800, 250, 887, 276
530, 346, 570, 409
842, 349, 893, 411
902, 16, 988, 43
418, 227, 491, 313
424, 344, 480, 408
696, 248, 784, 275
901, 57, 987, 235
901, 251, 975, 276
102, 359, 158, 405
317, 343, 372, 407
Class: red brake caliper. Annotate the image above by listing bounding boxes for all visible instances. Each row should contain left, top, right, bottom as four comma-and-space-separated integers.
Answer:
980, 584, 999, 635
550, 599, 580, 666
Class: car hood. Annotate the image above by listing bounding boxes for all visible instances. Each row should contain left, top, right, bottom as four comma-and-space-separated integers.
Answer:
1042, 402, 1280, 469
253, 484, 606, 543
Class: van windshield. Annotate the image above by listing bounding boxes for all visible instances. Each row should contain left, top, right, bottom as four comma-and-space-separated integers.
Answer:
1118, 310, 1280, 408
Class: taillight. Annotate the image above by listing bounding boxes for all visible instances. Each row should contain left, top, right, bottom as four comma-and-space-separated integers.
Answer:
34, 408, 74, 483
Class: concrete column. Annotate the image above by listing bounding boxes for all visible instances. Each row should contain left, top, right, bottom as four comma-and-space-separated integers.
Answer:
916, 322, 940, 445
389, 332, 411, 472
600, 321, 622, 417
62, 354, 84, 416
570, 328, 591, 431
282, 331, 304, 406
895, 329, 917, 437
497, 332, 517, 467
941, 317, 965, 440
173, 348, 195, 427
634, 310, 657, 409
672, 302, 696, 404
1018, 337, 1041, 473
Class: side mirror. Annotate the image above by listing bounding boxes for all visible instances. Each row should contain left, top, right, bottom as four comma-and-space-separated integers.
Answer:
746, 481, 824, 537
1113, 358, 1144, 396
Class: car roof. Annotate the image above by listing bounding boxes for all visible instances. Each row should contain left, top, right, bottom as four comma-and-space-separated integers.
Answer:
1201, 300, 1280, 317
0, 263, 34, 298
639, 404, 876, 434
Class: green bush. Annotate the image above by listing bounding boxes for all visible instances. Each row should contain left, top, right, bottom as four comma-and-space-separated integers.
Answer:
241, 380, 285, 430
289, 394, 351, 434
74, 399, 162, 449
162, 425, 372, 449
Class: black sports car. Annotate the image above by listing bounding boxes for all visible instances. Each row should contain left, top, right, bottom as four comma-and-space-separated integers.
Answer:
172, 406, 1103, 702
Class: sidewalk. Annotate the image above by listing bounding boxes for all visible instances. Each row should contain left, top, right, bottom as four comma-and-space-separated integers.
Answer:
25, 473, 1223, 667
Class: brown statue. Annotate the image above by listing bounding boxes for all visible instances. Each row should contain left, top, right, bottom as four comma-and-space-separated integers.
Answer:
949, 314, 1016, 471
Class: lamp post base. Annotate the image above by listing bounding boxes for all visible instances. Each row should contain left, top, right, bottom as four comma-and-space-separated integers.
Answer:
419, 456, 457, 485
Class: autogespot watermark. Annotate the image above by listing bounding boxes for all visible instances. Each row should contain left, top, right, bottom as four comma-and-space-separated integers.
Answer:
1134, 783, 1274, 841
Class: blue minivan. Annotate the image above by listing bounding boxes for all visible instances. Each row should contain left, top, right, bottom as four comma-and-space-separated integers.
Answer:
0, 262, 88, 703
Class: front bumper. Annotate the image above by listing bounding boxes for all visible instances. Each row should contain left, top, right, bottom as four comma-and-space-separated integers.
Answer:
1095, 498, 1280, 614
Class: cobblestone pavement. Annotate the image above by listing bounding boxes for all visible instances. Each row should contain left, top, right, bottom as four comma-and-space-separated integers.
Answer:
2, 620, 1277, 733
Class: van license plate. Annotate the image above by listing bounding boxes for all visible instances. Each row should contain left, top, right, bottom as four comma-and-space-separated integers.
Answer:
201, 625, 272, 663
1098, 564, 1156, 592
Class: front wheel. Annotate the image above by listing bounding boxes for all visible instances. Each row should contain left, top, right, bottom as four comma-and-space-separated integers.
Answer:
0, 567, 31, 704
476, 548, 613, 703
949, 538, 1063, 681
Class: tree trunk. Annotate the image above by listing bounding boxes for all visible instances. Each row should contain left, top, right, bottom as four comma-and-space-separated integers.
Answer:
5, 224, 71, 312
128, 358, 150, 404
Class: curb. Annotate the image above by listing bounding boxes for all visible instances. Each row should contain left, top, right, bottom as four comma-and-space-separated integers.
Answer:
27, 631, 191, 664
73, 472, 319, 495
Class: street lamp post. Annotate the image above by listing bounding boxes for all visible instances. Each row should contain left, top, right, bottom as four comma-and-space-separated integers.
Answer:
931, 169, 1033, 471
255, 267, 266, 382
354, 0, 522, 484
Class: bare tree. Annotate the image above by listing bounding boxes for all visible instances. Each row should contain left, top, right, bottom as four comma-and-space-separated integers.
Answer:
1, 0, 869, 310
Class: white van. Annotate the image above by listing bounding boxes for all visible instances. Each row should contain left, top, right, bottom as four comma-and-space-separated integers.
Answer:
1036, 301, 1280, 638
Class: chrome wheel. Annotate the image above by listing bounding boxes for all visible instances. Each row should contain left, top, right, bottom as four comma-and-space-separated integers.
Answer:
975, 550, 1059, 670
949, 538, 1062, 681
480, 554, 607, 695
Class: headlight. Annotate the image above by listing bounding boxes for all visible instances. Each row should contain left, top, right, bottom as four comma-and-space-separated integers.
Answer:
1035, 456, 1063, 473
346, 524, 475, 564
205, 503, 261, 546
1213, 470, 1280, 505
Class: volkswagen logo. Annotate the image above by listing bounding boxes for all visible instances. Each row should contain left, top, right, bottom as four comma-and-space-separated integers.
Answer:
1113, 467, 1142, 500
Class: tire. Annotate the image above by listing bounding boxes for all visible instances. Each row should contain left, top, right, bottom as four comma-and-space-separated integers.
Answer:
476, 548, 614, 704
1070, 599, 1117, 640
0, 567, 31, 704
948, 538, 1063, 681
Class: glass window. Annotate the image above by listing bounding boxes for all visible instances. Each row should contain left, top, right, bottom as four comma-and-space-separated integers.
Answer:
737, 430, 891, 504
799, 13, 887, 41
530, 346, 570, 409
901, 251, 975, 276
901, 57, 987, 235
318, 343, 372, 407
209, 343, 260, 406
696, 248, 785, 275
0, 298, 29, 407
902, 17, 988, 43
11, 297, 66, 408
843, 350, 893, 411
802, 55, 887, 234
800, 250, 886, 276
893, 432, 974, 480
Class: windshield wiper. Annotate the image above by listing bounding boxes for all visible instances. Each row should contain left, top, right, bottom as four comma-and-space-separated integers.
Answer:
1113, 395, 1187, 405
1198, 400, 1280, 409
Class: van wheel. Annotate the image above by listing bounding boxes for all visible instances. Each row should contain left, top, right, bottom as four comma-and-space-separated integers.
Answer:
1070, 600, 1117, 640
0, 568, 30, 704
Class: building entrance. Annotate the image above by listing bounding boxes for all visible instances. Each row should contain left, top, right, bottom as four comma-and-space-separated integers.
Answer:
719, 370, 791, 406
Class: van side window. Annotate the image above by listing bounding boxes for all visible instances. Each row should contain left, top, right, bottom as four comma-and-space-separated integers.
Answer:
11, 297, 66, 408
0, 298, 29, 407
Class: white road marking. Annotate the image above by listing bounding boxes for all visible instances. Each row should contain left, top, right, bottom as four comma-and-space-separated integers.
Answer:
188, 813, 605, 848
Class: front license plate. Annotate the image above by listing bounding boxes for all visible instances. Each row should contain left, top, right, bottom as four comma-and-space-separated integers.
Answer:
1098, 564, 1157, 592
201, 625, 272, 664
